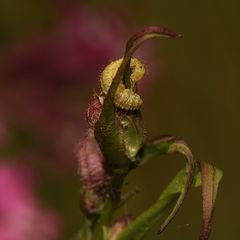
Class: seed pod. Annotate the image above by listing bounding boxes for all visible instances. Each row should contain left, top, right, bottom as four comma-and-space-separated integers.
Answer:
100, 58, 145, 110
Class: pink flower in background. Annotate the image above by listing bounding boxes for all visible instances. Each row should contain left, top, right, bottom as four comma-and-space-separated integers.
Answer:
0, 162, 61, 240
1, 8, 126, 84
0, 4, 158, 240
0, 5, 155, 170
0, 7, 128, 169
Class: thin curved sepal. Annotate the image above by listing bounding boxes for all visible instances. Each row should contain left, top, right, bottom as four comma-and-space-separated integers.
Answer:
115, 136, 196, 240
137, 135, 196, 234
116, 166, 201, 240
125, 26, 181, 60
106, 26, 182, 103
123, 26, 182, 88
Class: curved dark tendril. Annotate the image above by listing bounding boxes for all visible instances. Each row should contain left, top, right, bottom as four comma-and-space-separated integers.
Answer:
141, 135, 196, 234
125, 26, 182, 59
104, 26, 182, 106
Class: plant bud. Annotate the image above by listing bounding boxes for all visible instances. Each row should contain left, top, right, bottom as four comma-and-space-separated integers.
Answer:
86, 95, 103, 127
76, 129, 110, 193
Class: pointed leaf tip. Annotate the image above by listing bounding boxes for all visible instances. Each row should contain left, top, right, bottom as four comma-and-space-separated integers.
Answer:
199, 161, 223, 240
125, 26, 182, 59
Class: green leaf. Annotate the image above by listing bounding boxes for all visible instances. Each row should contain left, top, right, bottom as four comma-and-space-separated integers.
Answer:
116, 166, 201, 240
136, 135, 196, 234
115, 135, 196, 240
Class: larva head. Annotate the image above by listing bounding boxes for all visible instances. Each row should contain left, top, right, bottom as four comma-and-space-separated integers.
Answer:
129, 58, 145, 83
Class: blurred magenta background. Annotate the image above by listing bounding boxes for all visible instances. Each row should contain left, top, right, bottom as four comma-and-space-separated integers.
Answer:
0, 0, 239, 239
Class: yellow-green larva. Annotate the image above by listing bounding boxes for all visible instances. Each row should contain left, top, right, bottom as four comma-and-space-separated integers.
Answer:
100, 58, 145, 110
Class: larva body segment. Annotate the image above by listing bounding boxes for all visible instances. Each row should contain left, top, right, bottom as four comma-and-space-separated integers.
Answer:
100, 58, 145, 110
115, 89, 143, 110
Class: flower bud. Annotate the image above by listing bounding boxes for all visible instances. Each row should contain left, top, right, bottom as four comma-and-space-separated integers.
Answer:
86, 95, 103, 127
76, 129, 110, 193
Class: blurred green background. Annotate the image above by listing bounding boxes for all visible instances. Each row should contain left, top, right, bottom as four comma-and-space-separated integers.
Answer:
0, 0, 239, 239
